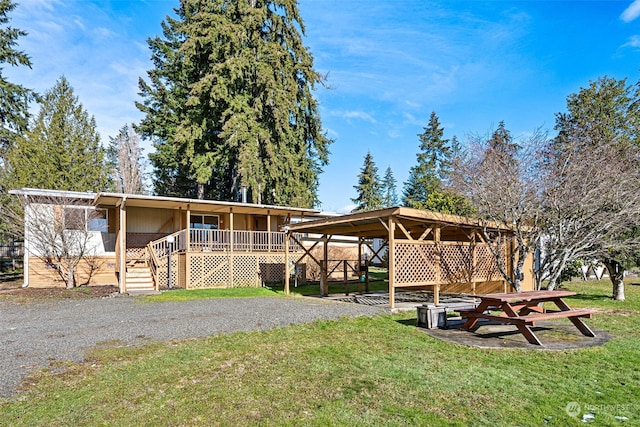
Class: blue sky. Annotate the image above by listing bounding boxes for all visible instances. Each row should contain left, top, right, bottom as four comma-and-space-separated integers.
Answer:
5, 0, 640, 212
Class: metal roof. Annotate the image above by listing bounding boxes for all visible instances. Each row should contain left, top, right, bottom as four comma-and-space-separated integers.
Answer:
93, 192, 323, 217
286, 206, 510, 240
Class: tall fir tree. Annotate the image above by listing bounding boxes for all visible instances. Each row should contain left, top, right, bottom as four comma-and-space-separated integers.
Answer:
5, 76, 109, 192
137, 0, 331, 207
351, 152, 382, 212
0, 1, 36, 233
0, 0, 35, 163
381, 166, 399, 207
486, 120, 519, 167
403, 112, 473, 215
403, 111, 450, 208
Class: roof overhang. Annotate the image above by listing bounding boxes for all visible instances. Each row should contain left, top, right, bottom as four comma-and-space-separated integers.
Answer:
93, 192, 323, 217
287, 206, 512, 240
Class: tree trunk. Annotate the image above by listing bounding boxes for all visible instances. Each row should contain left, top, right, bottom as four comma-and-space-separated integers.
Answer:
547, 277, 557, 291
67, 266, 75, 289
197, 183, 205, 200
603, 259, 625, 301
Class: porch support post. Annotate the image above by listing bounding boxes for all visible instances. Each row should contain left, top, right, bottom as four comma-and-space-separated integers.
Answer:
117, 198, 127, 294
284, 228, 290, 295
267, 210, 271, 252
434, 224, 441, 306
321, 234, 329, 296
357, 238, 363, 293
388, 216, 396, 309
229, 208, 234, 287
185, 205, 191, 251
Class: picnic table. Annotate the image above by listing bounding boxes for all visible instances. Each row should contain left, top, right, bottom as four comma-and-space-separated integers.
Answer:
460, 290, 596, 345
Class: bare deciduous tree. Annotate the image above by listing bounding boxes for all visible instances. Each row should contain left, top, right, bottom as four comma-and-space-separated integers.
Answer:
539, 134, 640, 299
108, 124, 146, 194
452, 129, 547, 292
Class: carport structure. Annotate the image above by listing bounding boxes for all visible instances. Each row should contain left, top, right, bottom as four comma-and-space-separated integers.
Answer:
284, 207, 533, 309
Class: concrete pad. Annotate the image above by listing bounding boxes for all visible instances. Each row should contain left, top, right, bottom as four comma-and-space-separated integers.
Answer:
421, 319, 612, 350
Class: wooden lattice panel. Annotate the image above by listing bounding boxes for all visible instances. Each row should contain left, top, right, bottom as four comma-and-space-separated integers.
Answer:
155, 256, 179, 288
439, 244, 473, 283
258, 254, 285, 282
473, 244, 505, 281
394, 242, 438, 284
187, 254, 229, 288
126, 247, 146, 261
232, 255, 260, 287
186, 253, 288, 289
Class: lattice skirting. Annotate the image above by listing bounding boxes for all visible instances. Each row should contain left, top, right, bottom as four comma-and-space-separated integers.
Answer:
182, 253, 290, 289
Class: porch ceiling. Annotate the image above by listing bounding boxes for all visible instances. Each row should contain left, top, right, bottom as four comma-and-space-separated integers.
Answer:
287, 206, 510, 241
93, 192, 323, 217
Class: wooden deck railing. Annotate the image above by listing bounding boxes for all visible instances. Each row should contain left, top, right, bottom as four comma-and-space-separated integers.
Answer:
146, 229, 302, 288
189, 229, 302, 252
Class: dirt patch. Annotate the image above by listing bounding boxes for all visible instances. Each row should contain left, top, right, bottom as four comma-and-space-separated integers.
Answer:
422, 319, 612, 350
0, 281, 119, 303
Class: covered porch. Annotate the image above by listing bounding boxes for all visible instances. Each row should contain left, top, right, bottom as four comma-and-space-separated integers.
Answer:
94, 193, 318, 292
284, 207, 534, 309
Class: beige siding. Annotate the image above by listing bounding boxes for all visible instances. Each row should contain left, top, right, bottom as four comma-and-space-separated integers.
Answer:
126, 207, 175, 233
28, 256, 117, 288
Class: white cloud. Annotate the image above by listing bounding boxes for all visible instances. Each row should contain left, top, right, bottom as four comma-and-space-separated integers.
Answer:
329, 110, 377, 123
621, 35, 640, 49
621, 0, 640, 22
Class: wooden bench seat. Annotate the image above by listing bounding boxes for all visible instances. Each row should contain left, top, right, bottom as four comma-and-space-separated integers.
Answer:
460, 308, 595, 326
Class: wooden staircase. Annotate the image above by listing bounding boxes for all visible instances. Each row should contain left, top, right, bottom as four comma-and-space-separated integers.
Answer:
125, 260, 157, 295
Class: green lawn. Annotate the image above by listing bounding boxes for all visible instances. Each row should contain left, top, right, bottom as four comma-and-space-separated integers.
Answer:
142, 286, 285, 302
1, 280, 639, 426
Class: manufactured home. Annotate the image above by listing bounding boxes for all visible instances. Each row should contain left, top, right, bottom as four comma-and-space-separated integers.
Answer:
11, 188, 320, 293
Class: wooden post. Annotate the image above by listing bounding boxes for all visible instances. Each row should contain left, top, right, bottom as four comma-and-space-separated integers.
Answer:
365, 256, 370, 292
343, 260, 349, 295
434, 225, 441, 306
267, 210, 271, 252
357, 238, 363, 293
388, 216, 396, 309
284, 228, 290, 295
229, 208, 234, 287
471, 232, 477, 294
118, 198, 127, 294
185, 206, 191, 251
322, 235, 329, 296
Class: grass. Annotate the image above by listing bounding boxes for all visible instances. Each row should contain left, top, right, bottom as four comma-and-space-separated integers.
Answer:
142, 286, 284, 302
142, 266, 390, 302
1, 280, 639, 426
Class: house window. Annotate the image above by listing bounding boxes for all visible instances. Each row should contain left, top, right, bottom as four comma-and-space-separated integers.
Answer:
190, 214, 219, 230
88, 209, 108, 232
62, 207, 107, 232
63, 207, 85, 230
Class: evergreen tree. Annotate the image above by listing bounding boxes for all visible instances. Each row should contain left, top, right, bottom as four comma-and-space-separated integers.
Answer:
5, 76, 109, 192
0, 0, 35, 162
351, 152, 382, 212
381, 166, 398, 207
486, 120, 519, 167
137, 0, 331, 207
403, 111, 450, 208
108, 124, 146, 194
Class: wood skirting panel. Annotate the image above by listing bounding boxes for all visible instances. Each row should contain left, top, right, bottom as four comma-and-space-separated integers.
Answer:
27, 256, 117, 288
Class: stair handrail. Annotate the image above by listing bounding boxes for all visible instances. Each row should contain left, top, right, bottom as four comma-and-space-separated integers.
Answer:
146, 230, 187, 291
146, 242, 161, 291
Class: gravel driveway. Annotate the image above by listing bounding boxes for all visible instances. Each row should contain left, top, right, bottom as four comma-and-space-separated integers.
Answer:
0, 295, 385, 398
